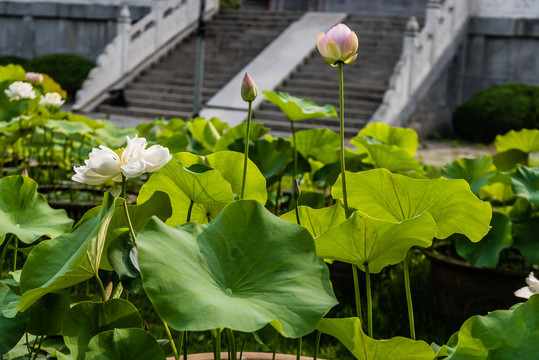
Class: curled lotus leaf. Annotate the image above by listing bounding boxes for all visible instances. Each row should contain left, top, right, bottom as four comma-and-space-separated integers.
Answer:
262, 90, 337, 121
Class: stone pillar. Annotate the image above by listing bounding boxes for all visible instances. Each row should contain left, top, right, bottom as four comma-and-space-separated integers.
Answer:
117, 4, 132, 76
403, 16, 419, 98
152, 0, 164, 50
426, 0, 441, 65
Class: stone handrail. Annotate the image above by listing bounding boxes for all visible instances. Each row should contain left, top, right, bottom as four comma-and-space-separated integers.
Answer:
369, 0, 472, 126
73, 0, 219, 112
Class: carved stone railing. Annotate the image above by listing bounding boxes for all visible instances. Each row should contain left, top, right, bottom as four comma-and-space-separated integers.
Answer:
73, 0, 219, 112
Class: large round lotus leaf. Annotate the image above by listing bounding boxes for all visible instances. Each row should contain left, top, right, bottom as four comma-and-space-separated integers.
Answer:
92, 122, 137, 148
27, 290, 70, 336
317, 317, 436, 360
138, 155, 234, 226
241, 138, 292, 181
137, 200, 337, 338
18, 193, 118, 312
63, 299, 143, 360
85, 328, 165, 360
314, 211, 436, 273
454, 212, 512, 267
294, 129, 340, 164
513, 216, 539, 264
0, 64, 26, 82
511, 166, 539, 205
187, 117, 221, 151
44, 119, 93, 136
442, 155, 497, 195
495, 128, 539, 154
332, 169, 492, 241
492, 149, 529, 172
214, 122, 269, 151
262, 90, 337, 121
0, 175, 73, 245
280, 203, 346, 238
352, 122, 419, 157
0, 281, 29, 356
446, 295, 539, 359
479, 173, 515, 203
350, 136, 424, 174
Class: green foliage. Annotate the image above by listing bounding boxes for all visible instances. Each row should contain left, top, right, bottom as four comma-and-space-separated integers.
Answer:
452, 83, 539, 143
262, 90, 338, 121
0, 55, 28, 67
85, 328, 165, 360
0, 281, 29, 356
25, 53, 95, 101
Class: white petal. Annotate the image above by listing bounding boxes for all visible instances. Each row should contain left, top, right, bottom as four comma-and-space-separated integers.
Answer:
121, 158, 146, 179
525, 272, 539, 293
72, 165, 114, 185
515, 286, 534, 299
86, 146, 121, 177
129, 246, 140, 271
143, 145, 172, 172
122, 136, 147, 164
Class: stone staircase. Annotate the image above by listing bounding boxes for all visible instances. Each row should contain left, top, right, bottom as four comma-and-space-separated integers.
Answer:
252, 14, 411, 138
96, 9, 303, 120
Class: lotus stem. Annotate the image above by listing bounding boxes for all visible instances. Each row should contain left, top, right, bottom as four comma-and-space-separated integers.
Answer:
227, 329, 237, 360
121, 174, 127, 199
95, 274, 107, 301
177, 331, 185, 359
296, 336, 302, 360
32, 336, 43, 360
183, 331, 188, 360
290, 120, 298, 182
187, 199, 194, 223
12, 237, 18, 272
404, 252, 416, 340
0, 235, 12, 280
365, 263, 373, 338
272, 335, 278, 360
212, 329, 221, 360
239, 334, 247, 360
337, 63, 350, 217
352, 265, 362, 321
163, 320, 180, 360
275, 176, 282, 215
240, 101, 253, 200
313, 331, 321, 360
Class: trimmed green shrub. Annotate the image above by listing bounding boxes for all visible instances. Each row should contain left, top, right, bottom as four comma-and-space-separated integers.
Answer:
25, 53, 95, 102
452, 83, 539, 143
0, 55, 28, 67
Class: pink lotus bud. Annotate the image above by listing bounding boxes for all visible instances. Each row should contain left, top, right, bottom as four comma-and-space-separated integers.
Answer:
317, 23, 358, 67
241, 73, 258, 102
25, 72, 44, 84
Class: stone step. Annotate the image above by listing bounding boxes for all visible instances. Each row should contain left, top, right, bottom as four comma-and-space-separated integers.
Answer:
97, 104, 192, 120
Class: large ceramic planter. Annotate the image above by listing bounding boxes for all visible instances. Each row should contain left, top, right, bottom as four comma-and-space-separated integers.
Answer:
168, 353, 325, 360
424, 246, 528, 326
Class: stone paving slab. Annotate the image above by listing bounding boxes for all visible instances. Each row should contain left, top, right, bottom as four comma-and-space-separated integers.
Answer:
200, 11, 347, 127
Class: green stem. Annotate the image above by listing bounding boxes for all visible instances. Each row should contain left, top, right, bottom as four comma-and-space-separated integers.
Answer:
163, 320, 179, 360
25, 332, 30, 359
240, 101, 253, 200
365, 263, 373, 338
352, 265, 362, 321
184, 331, 188, 360
29, 334, 39, 359
404, 253, 416, 340
32, 336, 43, 360
295, 197, 301, 226
275, 176, 282, 215
123, 200, 137, 243
313, 331, 321, 360
187, 199, 194, 223
296, 337, 302, 360
337, 62, 350, 217
227, 329, 237, 360
177, 331, 184, 359
121, 174, 127, 199
95, 274, 107, 301
0, 235, 13, 280
290, 121, 298, 181
12, 237, 18, 272
239, 333, 247, 360
213, 329, 221, 360
272, 335, 278, 360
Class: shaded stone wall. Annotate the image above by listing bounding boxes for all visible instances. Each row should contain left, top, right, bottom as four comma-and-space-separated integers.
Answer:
409, 17, 539, 137
0, 2, 149, 61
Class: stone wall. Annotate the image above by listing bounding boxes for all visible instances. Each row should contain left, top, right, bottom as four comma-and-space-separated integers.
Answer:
0, 1, 149, 61
409, 17, 539, 137
268, 0, 429, 16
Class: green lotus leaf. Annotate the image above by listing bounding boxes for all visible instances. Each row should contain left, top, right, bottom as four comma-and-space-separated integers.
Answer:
511, 166, 539, 205
513, 216, 539, 264
332, 169, 492, 241
442, 155, 497, 194
138, 155, 233, 226
44, 119, 93, 136
351, 136, 425, 174
187, 117, 221, 151
317, 317, 436, 360
92, 122, 137, 148
137, 200, 337, 337
41, 73, 67, 99
63, 299, 143, 360
495, 128, 539, 154
280, 203, 346, 238
242, 137, 292, 181
0, 281, 28, 356
214, 121, 269, 151
352, 122, 419, 156
107, 231, 141, 293
262, 90, 337, 121
85, 328, 165, 360
315, 211, 436, 273
294, 128, 340, 164
0, 64, 26, 82
0, 176, 73, 245
27, 290, 70, 336
446, 295, 539, 359
493, 149, 529, 172
158, 133, 189, 154
454, 212, 512, 267
479, 173, 515, 203
17, 193, 119, 312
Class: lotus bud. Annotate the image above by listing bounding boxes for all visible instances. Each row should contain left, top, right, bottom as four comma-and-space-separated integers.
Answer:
292, 178, 301, 201
317, 23, 358, 67
25, 72, 44, 84
241, 73, 258, 102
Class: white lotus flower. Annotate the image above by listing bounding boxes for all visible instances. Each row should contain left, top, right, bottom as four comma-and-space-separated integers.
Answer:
39, 92, 65, 108
514, 272, 539, 299
72, 135, 172, 185
4, 81, 36, 101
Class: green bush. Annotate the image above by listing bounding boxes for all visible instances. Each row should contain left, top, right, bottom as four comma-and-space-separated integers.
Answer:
0, 55, 28, 67
25, 53, 95, 102
452, 83, 539, 143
